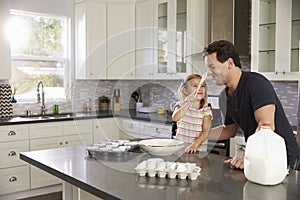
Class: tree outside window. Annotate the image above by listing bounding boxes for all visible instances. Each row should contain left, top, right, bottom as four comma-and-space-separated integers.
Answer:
8, 11, 69, 102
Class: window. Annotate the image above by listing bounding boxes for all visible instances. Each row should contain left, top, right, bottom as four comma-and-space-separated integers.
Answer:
7, 11, 70, 102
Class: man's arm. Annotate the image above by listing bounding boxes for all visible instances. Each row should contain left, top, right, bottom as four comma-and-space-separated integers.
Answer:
224, 104, 276, 170
254, 104, 276, 132
208, 123, 238, 141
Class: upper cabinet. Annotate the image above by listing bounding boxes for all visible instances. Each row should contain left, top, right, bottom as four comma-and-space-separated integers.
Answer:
153, 0, 189, 79
135, 0, 155, 79
107, 2, 135, 79
0, 0, 11, 80
75, 0, 208, 80
75, 0, 106, 79
251, 0, 300, 81
75, 0, 135, 80
153, 0, 208, 79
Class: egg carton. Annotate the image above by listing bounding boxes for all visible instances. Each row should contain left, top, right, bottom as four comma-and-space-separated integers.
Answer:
134, 158, 201, 180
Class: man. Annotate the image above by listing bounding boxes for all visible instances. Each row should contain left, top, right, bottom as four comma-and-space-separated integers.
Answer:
204, 40, 299, 170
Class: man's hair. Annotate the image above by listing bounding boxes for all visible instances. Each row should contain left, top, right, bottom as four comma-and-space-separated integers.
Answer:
204, 40, 242, 68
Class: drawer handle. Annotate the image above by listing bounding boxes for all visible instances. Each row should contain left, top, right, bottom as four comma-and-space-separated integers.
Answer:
65, 141, 68, 145
155, 128, 160, 133
59, 142, 63, 145
128, 124, 133, 128
8, 131, 16, 136
9, 176, 17, 182
8, 151, 17, 156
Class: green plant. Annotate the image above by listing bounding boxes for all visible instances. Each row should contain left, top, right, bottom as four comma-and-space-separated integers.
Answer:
99, 95, 110, 103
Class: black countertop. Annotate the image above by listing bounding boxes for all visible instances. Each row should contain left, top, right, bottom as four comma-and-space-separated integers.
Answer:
0, 110, 173, 126
20, 146, 300, 200
0, 109, 223, 127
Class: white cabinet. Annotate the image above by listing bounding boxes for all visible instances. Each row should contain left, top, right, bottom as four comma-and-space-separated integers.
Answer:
75, 0, 135, 80
29, 122, 63, 189
94, 118, 121, 142
0, 125, 30, 195
0, 140, 29, 168
251, 0, 300, 81
75, 0, 106, 79
29, 120, 93, 189
107, 2, 135, 79
140, 121, 171, 138
0, 166, 30, 195
153, 0, 208, 79
0, 0, 11, 79
120, 118, 141, 139
120, 118, 171, 139
135, 0, 155, 79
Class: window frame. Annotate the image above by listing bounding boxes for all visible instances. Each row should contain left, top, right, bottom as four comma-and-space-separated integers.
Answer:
9, 10, 71, 103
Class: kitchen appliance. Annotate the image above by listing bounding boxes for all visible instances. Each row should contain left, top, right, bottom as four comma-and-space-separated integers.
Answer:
138, 106, 157, 113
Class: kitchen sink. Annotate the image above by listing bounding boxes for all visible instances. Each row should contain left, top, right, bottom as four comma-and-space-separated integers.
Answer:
20, 113, 74, 120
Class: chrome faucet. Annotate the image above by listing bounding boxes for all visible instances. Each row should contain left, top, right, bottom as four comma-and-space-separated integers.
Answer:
37, 81, 47, 115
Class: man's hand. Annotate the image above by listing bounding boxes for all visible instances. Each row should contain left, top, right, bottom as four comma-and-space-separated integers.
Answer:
224, 156, 244, 169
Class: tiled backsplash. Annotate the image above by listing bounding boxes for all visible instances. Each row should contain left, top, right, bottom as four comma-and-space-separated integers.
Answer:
4, 78, 298, 126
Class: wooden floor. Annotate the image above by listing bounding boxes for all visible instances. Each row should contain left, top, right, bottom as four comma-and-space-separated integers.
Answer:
17, 192, 62, 200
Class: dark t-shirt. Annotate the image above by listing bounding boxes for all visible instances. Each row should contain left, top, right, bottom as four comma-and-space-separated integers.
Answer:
224, 71, 299, 165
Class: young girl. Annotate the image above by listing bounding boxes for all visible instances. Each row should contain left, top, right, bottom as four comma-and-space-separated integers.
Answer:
172, 74, 212, 153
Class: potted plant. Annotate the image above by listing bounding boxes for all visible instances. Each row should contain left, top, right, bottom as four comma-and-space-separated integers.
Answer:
99, 95, 110, 112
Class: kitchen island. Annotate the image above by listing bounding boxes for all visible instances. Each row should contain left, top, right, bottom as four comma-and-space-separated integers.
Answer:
20, 146, 300, 200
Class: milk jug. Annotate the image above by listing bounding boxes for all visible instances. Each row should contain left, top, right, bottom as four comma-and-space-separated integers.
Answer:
244, 123, 288, 185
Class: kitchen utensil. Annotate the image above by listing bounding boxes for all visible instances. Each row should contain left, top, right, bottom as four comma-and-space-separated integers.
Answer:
138, 138, 184, 156
113, 89, 120, 112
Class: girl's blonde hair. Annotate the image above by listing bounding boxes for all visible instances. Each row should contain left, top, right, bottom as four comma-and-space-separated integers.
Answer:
177, 73, 208, 109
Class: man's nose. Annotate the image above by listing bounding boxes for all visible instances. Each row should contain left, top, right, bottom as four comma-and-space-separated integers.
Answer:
207, 68, 212, 76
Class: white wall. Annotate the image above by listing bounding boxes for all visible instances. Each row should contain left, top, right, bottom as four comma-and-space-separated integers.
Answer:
10, 0, 73, 17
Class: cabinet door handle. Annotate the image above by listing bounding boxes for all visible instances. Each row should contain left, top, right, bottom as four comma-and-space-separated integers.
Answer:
155, 128, 160, 133
8, 131, 16, 136
128, 123, 133, 128
282, 70, 286, 74
9, 176, 17, 182
275, 70, 279, 74
59, 142, 63, 145
8, 151, 17, 156
65, 141, 68, 145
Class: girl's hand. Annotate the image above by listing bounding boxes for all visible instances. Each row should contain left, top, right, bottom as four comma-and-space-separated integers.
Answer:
185, 143, 198, 153
185, 92, 196, 104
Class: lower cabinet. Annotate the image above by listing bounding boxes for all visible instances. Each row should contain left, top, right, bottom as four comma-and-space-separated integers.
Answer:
119, 119, 141, 139
0, 117, 172, 196
29, 120, 93, 189
79, 189, 103, 200
0, 124, 30, 195
94, 118, 121, 142
140, 121, 171, 138
0, 165, 30, 195
120, 119, 172, 139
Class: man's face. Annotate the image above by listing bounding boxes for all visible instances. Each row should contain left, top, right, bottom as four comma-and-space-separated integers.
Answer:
205, 52, 228, 86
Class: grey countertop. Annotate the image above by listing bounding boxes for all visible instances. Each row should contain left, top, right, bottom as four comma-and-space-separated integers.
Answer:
20, 146, 300, 200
